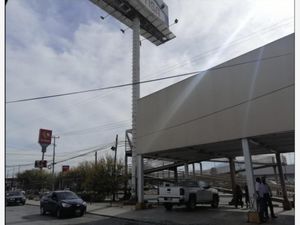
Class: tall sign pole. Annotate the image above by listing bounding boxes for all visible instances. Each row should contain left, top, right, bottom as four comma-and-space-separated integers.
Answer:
90, 0, 176, 206
131, 16, 140, 201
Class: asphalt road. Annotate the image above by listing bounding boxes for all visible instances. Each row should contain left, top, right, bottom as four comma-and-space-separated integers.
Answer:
5, 205, 166, 225
5, 201, 295, 225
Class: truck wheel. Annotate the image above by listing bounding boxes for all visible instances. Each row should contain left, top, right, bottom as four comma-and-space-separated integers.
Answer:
187, 195, 196, 210
211, 195, 219, 208
164, 203, 173, 210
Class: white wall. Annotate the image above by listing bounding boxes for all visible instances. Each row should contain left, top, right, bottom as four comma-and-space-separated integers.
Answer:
137, 34, 294, 155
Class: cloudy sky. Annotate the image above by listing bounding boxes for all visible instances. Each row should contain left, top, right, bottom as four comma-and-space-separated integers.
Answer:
5, 0, 294, 177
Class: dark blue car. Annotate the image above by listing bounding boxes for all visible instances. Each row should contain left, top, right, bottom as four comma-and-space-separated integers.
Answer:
40, 190, 87, 218
6, 191, 26, 205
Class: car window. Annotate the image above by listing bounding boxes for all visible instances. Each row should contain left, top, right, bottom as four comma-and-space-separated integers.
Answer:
198, 181, 206, 187
51, 193, 58, 200
56, 192, 78, 200
7, 191, 22, 196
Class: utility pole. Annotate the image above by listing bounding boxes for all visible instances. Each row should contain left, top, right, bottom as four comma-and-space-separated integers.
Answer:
52, 135, 59, 190
111, 134, 118, 201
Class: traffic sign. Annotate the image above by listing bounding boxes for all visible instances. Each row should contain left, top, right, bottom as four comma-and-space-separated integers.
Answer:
34, 160, 47, 168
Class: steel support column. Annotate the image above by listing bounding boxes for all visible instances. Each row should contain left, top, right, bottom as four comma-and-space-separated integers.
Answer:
229, 157, 237, 199
275, 153, 292, 210
242, 138, 256, 211
192, 163, 196, 178
137, 154, 144, 204
184, 164, 189, 178
174, 167, 178, 183
199, 162, 203, 175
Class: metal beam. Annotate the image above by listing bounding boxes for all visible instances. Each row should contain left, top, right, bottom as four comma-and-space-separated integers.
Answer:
275, 153, 292, 210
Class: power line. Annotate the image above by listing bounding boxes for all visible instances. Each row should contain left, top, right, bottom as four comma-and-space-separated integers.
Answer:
6, 52, 293, 104
6, 140, 125, 168
139, 83, 294, 138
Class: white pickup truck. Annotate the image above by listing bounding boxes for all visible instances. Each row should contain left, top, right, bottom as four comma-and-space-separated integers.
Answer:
158, 180, 219, 210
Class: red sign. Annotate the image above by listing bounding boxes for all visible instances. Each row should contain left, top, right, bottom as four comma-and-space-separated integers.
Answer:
38, 129, 52, 145
62, 165, 70, 172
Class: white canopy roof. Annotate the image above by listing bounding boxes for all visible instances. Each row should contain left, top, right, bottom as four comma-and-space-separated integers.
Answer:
136, 34, 294, 162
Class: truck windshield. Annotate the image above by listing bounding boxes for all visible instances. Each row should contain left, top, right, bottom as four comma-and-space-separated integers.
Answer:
178, 181, 198, 187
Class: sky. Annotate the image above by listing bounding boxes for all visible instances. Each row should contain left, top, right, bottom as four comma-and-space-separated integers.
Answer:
4, 0, 295, 177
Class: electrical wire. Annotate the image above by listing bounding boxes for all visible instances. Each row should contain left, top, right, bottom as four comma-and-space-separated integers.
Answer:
5, 140, 125, 168
139, 83, 294, 138
6, 52, 293, 104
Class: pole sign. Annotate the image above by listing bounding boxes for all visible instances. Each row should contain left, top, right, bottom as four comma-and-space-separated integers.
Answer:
38, 129, 52, 152
134, 0, 169, 26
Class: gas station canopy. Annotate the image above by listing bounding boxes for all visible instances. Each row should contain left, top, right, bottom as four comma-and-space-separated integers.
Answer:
136, 34, 295, 162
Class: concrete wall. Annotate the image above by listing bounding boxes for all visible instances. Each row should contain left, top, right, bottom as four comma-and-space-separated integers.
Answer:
136, 34, 294, 155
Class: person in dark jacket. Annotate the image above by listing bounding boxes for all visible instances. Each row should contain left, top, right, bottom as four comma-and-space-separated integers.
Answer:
244, 184, 250, 208
262, 177, 277, 219
235, 184, 244, 208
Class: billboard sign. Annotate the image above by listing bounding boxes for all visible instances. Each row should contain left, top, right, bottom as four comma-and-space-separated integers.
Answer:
90, 0, 175, 46
130, 0, 169, 26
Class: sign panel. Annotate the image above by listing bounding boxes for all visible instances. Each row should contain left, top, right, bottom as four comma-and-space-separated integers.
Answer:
132, 0, 169, 26
90, 0, 175, 46
34, 160, 47, 168
38, 129, 52, 145
62, 165, 70, 172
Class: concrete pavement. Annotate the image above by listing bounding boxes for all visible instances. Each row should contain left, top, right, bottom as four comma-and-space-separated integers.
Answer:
26, 196, 295, 225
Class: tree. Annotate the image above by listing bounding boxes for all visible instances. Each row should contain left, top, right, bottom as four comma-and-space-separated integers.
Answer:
54, 156, 128, 201
17, 169, 53, 192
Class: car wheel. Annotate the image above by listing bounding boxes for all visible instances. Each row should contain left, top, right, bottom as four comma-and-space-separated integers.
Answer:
56, 209, 62, 218
164, 203, 173, 211
187, 195, 196, 210
211, 195, 219, 208
40, 206, 46, 215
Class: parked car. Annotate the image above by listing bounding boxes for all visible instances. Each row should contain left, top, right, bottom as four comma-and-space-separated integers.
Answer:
158, 180, 219, 210
40, 190, 87, 218
6, 191, 26, 205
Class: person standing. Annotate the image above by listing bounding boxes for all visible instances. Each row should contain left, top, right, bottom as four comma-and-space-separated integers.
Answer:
262, 177, 277, 219
256, 177, 267, 223
244, 184, 250, 208
235, 184, 244, 208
